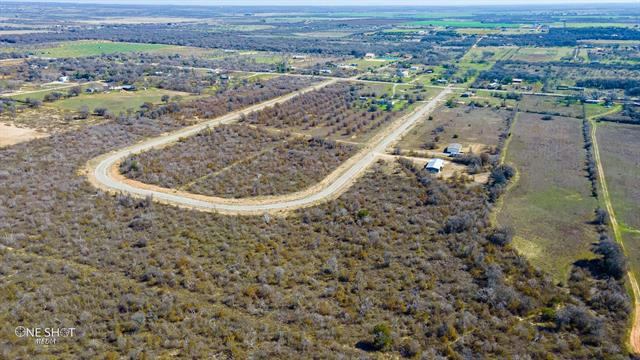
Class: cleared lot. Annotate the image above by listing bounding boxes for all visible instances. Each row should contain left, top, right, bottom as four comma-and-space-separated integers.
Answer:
0, 123, 47, 147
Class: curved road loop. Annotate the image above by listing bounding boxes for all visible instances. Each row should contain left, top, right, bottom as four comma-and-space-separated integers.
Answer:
86, 81, 450, 215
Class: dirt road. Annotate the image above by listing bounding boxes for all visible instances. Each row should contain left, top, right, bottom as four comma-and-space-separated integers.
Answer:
86, 82, 450, 215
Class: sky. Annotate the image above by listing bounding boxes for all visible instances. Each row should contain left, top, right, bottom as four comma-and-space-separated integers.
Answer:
12, 0, 640, 5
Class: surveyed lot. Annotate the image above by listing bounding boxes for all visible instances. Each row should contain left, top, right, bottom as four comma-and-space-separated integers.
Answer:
498, 113, 598, 282
597, 123, 640, 278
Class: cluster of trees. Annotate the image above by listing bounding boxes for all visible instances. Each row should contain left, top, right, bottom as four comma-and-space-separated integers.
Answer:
582, 117, 599, 197
576, 78, 640, 96
474, 61, 544, 86
241, 83, 402, 138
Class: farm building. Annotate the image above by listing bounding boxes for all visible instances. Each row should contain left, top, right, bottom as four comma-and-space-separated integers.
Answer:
445, 143, 462, 156
425, 159, 444, 174
364, 53, 376, 59
512, 78, 523, 84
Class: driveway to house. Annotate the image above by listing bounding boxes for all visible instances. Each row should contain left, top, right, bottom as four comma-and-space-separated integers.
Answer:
86, 80, 450, 215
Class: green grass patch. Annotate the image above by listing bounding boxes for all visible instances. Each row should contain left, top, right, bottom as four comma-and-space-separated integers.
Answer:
8, 83, 101, 102
585, 103, 622, 118
50, 88, 191, 113
35, 40, 174, 58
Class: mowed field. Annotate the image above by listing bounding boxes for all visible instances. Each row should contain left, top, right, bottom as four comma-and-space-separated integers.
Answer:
50, 88, 192, 113
398, 104, 510, 153
35, 40, 174, 57
596, 123, 640, 277
498, 113, 598, 282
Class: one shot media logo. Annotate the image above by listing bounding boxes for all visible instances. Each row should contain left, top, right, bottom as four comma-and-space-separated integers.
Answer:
14, 326, 76, 345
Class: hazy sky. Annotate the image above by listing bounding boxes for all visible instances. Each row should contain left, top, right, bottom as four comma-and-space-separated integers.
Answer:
13, 0, 640, 5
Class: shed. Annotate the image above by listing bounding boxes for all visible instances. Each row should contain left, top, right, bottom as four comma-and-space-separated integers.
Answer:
445, 143, 462, 156
364, 53, 376, 59
512, 78, 523, 84
425, 159, 444, 174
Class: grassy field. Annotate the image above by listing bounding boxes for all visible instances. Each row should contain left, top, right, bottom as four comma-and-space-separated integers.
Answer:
348, 58, 394, 71
50, 88, 191, 113
35, 40, 174, 58
499, 113, 598, 283
403, 20, 521, 28
455, 46, 517, 84
518, 95, 583, 118
8, 82, 101, 102
584, 103, 622, 118
596, 122, 640, 278
509, 47, 575, 62
398, 103, 510, 153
